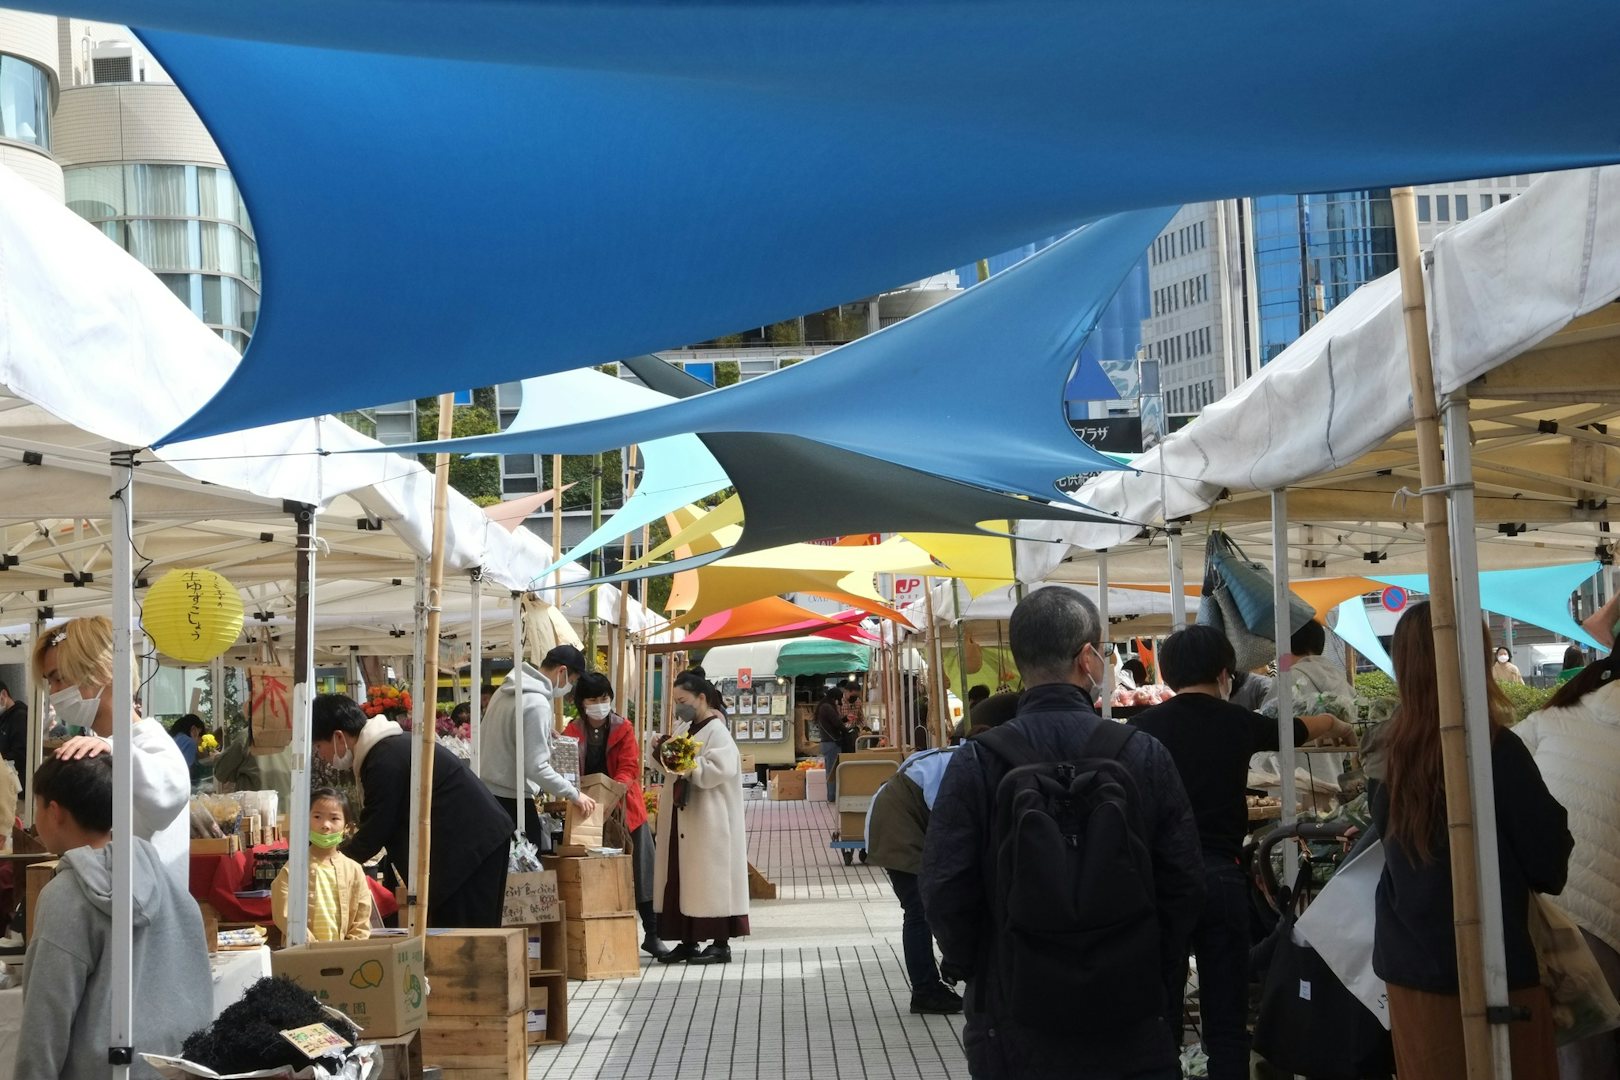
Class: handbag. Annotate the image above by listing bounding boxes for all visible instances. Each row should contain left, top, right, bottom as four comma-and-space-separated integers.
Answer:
1206, 531, 1316, 640
1529, 895, 1620, 1045
1215, 581, 1280, 671
1253, 866, 1395, 1079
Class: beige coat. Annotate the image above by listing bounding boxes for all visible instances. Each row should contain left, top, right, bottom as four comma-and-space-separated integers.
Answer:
649, 712, 749, 919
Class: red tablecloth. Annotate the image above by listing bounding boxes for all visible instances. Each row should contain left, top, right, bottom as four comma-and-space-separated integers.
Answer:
190, 841, 397, 923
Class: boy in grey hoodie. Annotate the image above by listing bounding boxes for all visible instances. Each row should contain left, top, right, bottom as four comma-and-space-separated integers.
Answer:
18, 755, 212, 1080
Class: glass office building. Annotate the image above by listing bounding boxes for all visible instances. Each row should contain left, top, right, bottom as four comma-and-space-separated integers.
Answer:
1250, 189, 1397, 364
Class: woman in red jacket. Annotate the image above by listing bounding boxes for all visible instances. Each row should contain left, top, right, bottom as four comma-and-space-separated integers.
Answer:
565, 672, 668, 958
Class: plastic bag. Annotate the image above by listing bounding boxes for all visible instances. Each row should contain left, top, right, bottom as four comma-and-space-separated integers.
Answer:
1529, 895, 1620, 1045
508, 835, 543, 873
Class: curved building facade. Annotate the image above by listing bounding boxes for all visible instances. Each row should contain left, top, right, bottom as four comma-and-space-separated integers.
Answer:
54, 79, 259, 352
0, 10, 61, 200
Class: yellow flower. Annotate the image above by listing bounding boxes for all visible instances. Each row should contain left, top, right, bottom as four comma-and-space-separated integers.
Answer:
199, 733, 219, 753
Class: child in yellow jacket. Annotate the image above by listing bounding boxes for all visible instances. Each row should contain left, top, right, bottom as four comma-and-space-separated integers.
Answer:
272, 787, 372, 940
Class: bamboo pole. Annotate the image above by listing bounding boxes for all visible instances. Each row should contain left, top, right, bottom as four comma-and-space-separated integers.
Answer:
614, 446, 636, 700
411, 393, 456, 935
585, 453, 603, 665
1391, 185, 1498, 1079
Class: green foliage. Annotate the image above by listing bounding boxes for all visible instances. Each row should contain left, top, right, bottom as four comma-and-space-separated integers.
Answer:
827, 309, 870, 342
559, 452, 623, 511
712, 333, 746, 347
1499, 680, 1554, 723
1353, 670, 1397, 701
415, 399, 502, 503
767, 320, 803, 345
779, 357, 804, 369
596, 363, 620, 378
197, 668, 246, 738
715, 362, 740, 388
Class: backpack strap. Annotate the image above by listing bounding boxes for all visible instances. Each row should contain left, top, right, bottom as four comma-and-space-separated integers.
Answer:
1080, 717, 1137, 762
973, 722, 1045, 771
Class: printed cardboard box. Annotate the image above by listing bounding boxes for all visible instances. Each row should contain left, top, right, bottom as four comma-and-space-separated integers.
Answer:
271, 936, 427, 1038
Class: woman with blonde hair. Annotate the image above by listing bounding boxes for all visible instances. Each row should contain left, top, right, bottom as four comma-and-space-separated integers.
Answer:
1372, 601, 1572, 1078
32, 616, 191, 891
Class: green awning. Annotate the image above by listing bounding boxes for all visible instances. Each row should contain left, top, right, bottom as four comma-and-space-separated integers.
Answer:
775, 640, 871, 678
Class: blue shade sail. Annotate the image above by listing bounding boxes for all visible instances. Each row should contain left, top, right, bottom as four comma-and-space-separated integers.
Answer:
1334, 598, 1395, 679
359, 212, 1169, 500
1371, 563, 1604, 649
81, 0, 1620, 443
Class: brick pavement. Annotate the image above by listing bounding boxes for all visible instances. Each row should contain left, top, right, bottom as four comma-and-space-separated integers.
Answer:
528, 789, 969, 1079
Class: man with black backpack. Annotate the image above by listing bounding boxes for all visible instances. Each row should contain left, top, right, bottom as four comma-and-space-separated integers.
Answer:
920, 586, 1205, 1079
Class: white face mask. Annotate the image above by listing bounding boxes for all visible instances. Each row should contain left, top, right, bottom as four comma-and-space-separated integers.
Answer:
585, 703, 613, 721
330, 733, 355, 772
49, 684, 102, 731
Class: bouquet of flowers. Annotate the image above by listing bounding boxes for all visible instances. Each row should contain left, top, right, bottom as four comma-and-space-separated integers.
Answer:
657, 734, 699, 774
198, 733, 219, 755
361, 684, 412, 719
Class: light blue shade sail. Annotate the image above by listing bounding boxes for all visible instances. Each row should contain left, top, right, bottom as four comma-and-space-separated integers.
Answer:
1334, 598, 1395, 679
96, 0, 1620, 442
360, 212, 1170, 500
775, 640, 872, 678
502, 370, 732, 581
1370, 562, 1604, 649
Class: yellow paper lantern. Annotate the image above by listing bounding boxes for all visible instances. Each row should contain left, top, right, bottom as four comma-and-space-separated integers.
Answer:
142, 568, 245, 663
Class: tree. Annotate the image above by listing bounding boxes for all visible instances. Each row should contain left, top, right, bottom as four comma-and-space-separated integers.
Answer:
416, 398, 502, 504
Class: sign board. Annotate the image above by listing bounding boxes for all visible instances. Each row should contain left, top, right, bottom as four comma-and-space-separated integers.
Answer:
1067, 415, 1143, 454
248, 665, 294, 750
682, 362, 716, 385
891, 576, 925, 604
737, 668, 753, 690
451, 389, 473, 406
1381, 586, 1409, 613
502, 869, 560, 926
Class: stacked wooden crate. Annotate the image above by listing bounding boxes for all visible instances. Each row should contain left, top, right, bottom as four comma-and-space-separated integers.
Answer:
422, 927, 528, 1079
542, 854, 640, 981
523, 906, 570, 1046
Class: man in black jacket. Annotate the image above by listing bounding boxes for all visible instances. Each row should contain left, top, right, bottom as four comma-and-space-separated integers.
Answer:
312, 694, 512, 927
920, 586, 1205, 1080
0, 682, 27, 791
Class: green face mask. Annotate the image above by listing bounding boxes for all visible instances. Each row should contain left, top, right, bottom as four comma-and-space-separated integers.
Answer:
310, 829, 345, 849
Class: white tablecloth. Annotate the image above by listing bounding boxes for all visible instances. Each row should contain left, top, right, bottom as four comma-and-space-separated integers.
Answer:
0, 947, 265, 1079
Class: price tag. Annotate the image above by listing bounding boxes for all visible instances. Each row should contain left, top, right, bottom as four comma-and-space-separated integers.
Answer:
280, 1022, 350, 1059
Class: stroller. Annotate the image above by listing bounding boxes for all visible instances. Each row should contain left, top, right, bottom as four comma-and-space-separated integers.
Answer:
1248, 820, 1393, 1080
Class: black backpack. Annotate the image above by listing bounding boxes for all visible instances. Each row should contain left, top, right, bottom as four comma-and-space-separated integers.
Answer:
974, 720, 1164, 1030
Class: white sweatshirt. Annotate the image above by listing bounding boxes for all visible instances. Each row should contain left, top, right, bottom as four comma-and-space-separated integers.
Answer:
98, 717, 192, 895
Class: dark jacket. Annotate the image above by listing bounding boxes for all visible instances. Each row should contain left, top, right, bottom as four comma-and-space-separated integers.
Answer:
1372, 728, 1571, 992
867, 748, 956, 876
0, 700, 27, 776
343, 733, 512, 921
920, 683, 1205, 1078
814, 700, 848, 744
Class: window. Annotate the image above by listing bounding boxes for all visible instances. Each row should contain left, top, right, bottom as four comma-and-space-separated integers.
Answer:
0, 55, 52, 150
1500, 193, 1511, 203
1455, 195, 1469, 221
1481, 194, 1493, 210
1436, 196, 1450, 223
1416, 195, 1431, 223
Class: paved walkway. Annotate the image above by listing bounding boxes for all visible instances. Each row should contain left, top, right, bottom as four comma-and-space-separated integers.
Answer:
529, 789, 969, 1079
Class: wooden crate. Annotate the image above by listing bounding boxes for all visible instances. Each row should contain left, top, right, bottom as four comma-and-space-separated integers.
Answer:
525, 971, 569, 1046
541, 855, 634, 916
420, 1011, 523, 1078
526, 904, 568, 975
564, 914, 640, 980
747, 862, 777, 901
23, 860, 58, 945
423, 928, 526, 1016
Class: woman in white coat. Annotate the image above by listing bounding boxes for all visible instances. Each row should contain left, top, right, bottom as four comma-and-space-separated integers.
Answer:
650, 670, 749, 965
1515, 655, 1620, 1079
33, 617, 191, 894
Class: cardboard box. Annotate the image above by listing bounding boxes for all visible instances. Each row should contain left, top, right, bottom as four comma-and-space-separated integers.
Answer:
767, 769, 806, 801
189, 837, 239, 856
564, 914, 640, 980
423, 927, 526, 1016
272, 936, 428, 1038
420, 1011, 524, 1078
371, 1030, 423, 1080
839, 811, 869, 843
558, 773, 629, 855
542, 855, 633, 917
501, 869, 560, 926
804, 768, 828, 802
